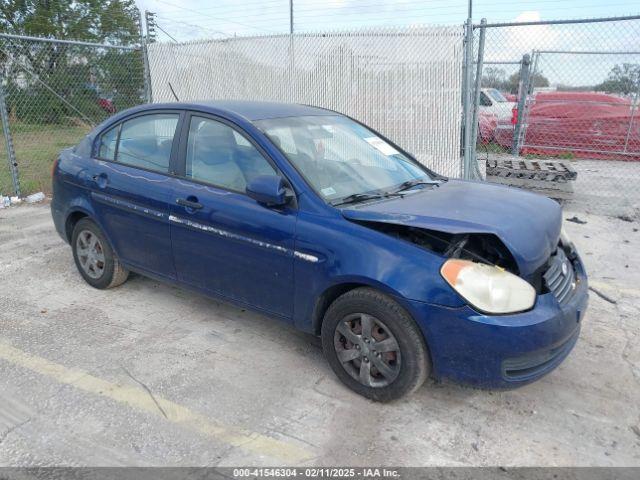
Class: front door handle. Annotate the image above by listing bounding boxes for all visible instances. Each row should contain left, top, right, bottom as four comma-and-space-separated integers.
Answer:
176, 197, 203, 211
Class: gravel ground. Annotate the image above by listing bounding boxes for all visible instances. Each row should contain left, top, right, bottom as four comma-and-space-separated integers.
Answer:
567, 159, 640, 218
0, 202, 638, 467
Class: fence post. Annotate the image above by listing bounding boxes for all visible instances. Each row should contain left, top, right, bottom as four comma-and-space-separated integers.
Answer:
512, 53, 531, 155
0, 81, 20, 197
529, 50, 540, 95
139, 8, 153, 103
460, 27, 468, 177
470, 18, 487, 179
623, 80, 640, 153
287, 1, 296, 102
462, 18, 474, 179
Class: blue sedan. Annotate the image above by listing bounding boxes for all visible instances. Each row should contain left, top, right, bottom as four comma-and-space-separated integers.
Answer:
51, 101, 588, 401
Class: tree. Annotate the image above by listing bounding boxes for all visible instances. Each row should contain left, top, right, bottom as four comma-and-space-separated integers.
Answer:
506, 71, 550, 94
0, 0, 139, 45
595, 63, 640, 95
481, 68, 549, 94
481, 67, 506, 89
0, 1, 144, 124
1, 0, 140, 75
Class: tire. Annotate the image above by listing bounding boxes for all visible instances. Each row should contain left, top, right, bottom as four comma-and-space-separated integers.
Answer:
71, 218, 129, 289
321, 287, 430, 402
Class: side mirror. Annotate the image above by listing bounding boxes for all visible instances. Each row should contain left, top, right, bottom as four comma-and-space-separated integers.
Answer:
246, 175, 292, 207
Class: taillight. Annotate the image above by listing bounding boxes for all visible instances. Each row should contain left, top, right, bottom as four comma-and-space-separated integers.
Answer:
52, 157, 60, 178
511, 106, 518, 125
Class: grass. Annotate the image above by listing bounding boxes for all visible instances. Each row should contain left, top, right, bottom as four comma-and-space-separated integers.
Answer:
478, 141, 577, 160
525, 151, 576, 160
478, 141, 508, 155
0, 122, 90, 196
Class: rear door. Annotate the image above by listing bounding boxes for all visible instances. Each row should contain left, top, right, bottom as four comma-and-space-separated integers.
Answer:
168, 113, 297, 318
90, 111, 182, 279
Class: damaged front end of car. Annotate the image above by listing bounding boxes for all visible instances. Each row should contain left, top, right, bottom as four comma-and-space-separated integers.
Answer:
355, 222, 518, 273
350, 220, 543, 315
341, 209, 588, 388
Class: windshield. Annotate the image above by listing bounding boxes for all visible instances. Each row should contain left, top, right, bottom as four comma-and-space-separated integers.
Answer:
255, 115, 435, 205
486, 88, 508, 103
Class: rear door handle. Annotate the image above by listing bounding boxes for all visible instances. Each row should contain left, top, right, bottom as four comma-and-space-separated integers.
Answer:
176, 197, 203, 210
92, 173, 108, 188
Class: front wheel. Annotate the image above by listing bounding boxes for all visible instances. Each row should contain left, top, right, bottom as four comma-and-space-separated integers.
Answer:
321, 288, 430, 401
71, 218, 129, 289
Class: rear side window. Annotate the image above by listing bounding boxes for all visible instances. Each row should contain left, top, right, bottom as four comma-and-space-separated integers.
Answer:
117, 114, 179, 173
98, 125, 119, 160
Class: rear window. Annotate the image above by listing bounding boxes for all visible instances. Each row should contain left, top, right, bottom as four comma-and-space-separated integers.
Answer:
98, 125, 119, 160
75, 135, 93, 157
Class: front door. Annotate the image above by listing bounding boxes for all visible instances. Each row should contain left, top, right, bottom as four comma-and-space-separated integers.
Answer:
169, 114, 297, 318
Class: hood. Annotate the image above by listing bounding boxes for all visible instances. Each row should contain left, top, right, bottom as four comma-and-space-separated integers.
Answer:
341, 180, 562, 277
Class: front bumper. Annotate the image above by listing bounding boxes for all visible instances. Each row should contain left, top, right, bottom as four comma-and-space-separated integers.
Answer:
405, 254, 588, 389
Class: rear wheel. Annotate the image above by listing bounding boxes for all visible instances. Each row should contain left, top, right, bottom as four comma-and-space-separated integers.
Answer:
71, 218, 129, 289
321, 287, 430, 401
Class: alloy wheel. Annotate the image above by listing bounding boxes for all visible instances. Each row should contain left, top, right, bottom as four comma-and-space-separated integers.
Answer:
76, 230, 106, 279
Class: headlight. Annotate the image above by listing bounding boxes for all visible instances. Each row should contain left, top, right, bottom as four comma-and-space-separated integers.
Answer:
441, 259, 536, 314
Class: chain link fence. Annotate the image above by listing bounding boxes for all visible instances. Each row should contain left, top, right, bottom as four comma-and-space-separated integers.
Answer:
468, 16, 640, 214
148, 26, 465, 178
2, 16, 640, 216
0, 35, 146, 197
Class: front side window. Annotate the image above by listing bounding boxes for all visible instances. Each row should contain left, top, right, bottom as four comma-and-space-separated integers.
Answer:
185, 116, 276, 192
255, 115, 434, 204
116, 113, 179, 173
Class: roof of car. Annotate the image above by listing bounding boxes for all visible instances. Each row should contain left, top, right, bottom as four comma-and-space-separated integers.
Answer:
171, 100, 336, 121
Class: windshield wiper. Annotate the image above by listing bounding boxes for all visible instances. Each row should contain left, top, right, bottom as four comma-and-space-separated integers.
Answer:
332, 179, 440, 206
392, 178, 442, 194
331, 192, 400, 207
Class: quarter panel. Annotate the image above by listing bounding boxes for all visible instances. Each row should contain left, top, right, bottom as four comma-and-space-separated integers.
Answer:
53, 148, 106, 243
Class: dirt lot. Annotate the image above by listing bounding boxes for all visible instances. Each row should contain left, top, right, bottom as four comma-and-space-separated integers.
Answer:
0, 202, 639, 466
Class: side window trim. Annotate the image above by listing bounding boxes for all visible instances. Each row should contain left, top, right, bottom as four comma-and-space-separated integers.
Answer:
113, 123, 122, 161
168, 111, 187, 176
176, 111, 290, 193
93, 110, 186, 177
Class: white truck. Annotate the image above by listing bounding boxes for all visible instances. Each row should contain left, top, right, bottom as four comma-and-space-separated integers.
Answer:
480, 88, 517, 120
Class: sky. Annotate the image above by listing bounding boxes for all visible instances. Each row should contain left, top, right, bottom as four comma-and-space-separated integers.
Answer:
133, 0, 640, 41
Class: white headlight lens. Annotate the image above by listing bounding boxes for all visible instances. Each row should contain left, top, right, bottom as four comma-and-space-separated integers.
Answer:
441, 259, 536, 314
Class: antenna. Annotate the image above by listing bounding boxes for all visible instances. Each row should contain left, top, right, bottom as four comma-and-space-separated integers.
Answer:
168, 82, 180, 102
